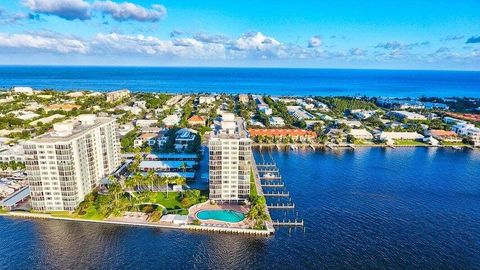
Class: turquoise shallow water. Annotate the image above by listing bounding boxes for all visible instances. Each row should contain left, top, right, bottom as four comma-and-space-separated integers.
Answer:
196, 210, 245, 223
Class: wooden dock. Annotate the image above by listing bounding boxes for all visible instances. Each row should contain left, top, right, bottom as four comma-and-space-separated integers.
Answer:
272, 219, 304, 226
263, 191, 290, 197
267, 203, 295, 209
261, 183, 284, 188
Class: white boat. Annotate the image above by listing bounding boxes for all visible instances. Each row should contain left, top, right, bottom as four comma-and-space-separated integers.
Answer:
263, 173, 275, 179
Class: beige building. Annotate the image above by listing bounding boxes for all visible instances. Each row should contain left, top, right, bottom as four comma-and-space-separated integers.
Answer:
209, 113, 252, 203
23, 115, 121, 211
106, 89, 130, 102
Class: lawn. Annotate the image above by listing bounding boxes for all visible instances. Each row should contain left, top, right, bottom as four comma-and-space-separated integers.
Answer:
148, 192, 184, 210
394, 140, 428, 146
440, 141, 467, 146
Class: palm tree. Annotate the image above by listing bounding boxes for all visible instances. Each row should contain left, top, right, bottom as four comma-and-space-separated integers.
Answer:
146, 170, 156, 191
109, 180, 123, 206
180, 162, 188, 172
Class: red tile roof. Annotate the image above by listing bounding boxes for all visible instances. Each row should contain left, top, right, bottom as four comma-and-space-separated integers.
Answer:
446, 112, 480, 122
187, 115, 205, 124
249, 128, 317, 138
429, 129, 458, 137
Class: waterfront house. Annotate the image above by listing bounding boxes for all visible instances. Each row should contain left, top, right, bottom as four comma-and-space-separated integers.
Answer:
348, 129, 374, 140
451, 123, 480, 146
426, 130, 462, 143
249, 128, 317, 142
326, 128, 347, 143
377, 131, 424, 141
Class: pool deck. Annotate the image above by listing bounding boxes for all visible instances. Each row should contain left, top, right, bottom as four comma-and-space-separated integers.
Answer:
188, 202, 253, 229
1, 211, 273, 236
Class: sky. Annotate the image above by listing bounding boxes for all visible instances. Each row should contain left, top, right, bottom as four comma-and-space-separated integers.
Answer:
0, 0, 479, 70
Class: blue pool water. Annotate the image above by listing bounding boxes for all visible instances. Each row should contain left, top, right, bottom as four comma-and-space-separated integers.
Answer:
196, 210, 245, 223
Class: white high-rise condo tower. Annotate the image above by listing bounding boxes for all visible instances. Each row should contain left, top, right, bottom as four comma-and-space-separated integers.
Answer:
23, 115, 121, 211
209, 113, 252, 203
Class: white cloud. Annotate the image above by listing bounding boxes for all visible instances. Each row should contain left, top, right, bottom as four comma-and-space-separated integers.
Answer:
0, 31, 478, 67
308, 36, 322, 48
92, 1, 166, 22
22, 0, 91, 20
0, 32, 88, 53
22, 0, 166, 22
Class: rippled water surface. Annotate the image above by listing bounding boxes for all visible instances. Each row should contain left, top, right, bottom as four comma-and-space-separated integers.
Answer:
1, 148, 480, 269
1, 66, 480, 97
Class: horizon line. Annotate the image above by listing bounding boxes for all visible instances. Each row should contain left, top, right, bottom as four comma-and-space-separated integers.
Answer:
1, 64, 479, 73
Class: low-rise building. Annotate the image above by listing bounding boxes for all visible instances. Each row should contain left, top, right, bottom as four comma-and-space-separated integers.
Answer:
249, 128, 317, 141
377, 131, 424, 141
452, 123, 480, 146
388, 111, 426, 121
162, 114, 181, 127
134, 133, 158, 148
258, 104, 272, 115
45, 104, 81, 112
0, 144, 25, 163
351, 109, 376, 120
116, 105, 142, 115
133, 100, 147, 110
118, 124, 135, 137
198, 96, 215, 104
134, 119, 158, 128
348, 129, 374, 140
187, 115, 206, 126
174, 128, 197, 152
66, 91, 85, 98
106, 89, 130, 102
336, 119, 363, 128
238, 94, 249, 104
426, 130, 462, 143
12, 110, 39, 121
12, 87, 33, 95
287, 106, 314, 120
269, 116, 285, 127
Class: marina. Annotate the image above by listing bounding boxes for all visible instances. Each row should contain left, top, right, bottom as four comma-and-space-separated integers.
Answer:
254, 151, 305, 228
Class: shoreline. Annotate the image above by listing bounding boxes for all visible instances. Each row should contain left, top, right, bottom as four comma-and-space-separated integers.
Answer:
0, 212, 272, 236
252, 143, 476, 150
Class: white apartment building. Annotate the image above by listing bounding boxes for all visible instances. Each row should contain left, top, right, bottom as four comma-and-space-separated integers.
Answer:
23, 115, 121, 211
452, 123, 480, 146
209, 113, 252, 203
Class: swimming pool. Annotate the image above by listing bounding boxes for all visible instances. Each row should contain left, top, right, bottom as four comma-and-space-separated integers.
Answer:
196, 210, 245, 223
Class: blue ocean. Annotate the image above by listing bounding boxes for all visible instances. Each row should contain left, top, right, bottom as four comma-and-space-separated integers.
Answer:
0, 66, 479, 97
